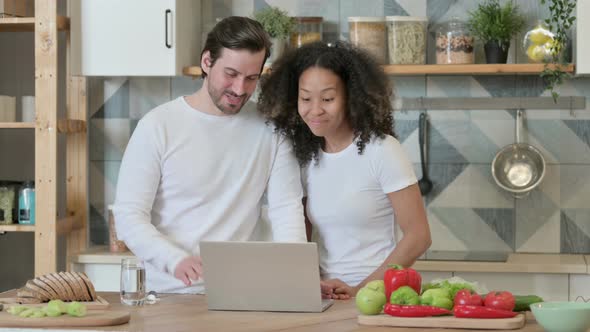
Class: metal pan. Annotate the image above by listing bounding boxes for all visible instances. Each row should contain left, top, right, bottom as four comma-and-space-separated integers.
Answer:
491, 109, 546, 198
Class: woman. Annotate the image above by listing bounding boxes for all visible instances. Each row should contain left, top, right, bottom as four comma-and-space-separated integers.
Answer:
258, 41, 431, 299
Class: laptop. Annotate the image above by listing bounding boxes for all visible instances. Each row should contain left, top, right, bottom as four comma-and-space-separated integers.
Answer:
200, 241, 334, 312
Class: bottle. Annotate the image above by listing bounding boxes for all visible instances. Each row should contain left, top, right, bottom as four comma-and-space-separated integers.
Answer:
18, 181, 35, 225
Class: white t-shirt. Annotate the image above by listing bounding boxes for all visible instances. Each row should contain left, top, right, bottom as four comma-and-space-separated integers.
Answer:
114, 96, 306, 294
303, 135, 417, 286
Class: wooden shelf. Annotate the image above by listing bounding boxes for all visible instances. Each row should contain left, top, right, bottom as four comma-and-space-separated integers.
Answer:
382, 63, 576, 75
0, 122, 35, 129
183, 63, 575, 78
0, 224, 35, 232
0, 16, 69, 32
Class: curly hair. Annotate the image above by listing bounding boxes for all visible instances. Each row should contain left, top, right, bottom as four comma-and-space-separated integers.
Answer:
257, 41, 395, 166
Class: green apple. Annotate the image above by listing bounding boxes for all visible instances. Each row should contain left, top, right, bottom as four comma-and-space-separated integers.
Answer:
356, 286, 387, 315
365, 280, 385, 294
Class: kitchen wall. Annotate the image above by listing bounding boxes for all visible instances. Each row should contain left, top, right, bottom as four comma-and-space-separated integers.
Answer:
88, 0, 590, 255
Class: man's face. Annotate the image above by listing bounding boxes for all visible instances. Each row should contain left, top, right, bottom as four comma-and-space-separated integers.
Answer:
202, 48, 266, 115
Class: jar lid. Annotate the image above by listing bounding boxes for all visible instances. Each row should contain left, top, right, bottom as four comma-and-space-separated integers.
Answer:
293, 16, 323, 23
348, 16, 385, 22
385, 16, 428, 22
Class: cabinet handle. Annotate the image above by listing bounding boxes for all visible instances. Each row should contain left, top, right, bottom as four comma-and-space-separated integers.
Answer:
165, 9, 172, 49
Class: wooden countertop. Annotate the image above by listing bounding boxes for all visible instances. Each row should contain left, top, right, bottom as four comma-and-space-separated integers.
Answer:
0, 292, 547, 332
72, 247, 590, 274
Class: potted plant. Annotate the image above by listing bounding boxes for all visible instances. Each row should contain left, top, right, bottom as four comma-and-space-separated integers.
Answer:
253, 6, 295, 63
539, 0, 576, 102
468, 0, 525, 64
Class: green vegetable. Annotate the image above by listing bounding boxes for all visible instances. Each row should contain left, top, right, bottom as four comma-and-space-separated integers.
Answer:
390, 286, 420, 305
7, 305, 28, 316
29, 309, 46, 318
46, 299, 67, 316
513, 295, 544, 312
420, 288, 453, 310
18, 308, 36, 318
421, 277, 484, 300
66, 301, 87, 317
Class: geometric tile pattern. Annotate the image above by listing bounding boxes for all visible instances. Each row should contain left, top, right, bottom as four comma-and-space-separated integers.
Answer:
87, 0, 590, 255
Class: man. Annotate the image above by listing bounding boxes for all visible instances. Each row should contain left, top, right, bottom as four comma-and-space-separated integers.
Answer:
114, 16, 306, 294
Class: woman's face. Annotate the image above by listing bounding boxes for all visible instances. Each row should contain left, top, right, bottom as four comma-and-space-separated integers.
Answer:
297, 67, 349, 138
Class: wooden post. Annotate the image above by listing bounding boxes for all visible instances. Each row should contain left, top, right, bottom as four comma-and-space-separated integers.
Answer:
34, 0, 59, 276
66, 0, 88, 268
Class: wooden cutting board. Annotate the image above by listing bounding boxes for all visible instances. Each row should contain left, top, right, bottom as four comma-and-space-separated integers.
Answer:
358, 313, 525, 330
0, 296, 110, 310
0, 310, 130, 327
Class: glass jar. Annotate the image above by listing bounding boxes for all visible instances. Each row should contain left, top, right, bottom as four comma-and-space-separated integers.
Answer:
0, 182, 17, 225
18, 181, 35, 225
436, 18, 474, 64
348, 17, 387, 64
522, 20, 554, 63
290, 17, 323, 48
386, 16, 428, 64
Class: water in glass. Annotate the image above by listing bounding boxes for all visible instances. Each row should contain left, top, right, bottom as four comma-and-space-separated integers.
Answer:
120, 258, 146, 306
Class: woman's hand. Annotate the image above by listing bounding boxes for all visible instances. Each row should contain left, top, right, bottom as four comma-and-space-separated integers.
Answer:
321, 278, 358, 300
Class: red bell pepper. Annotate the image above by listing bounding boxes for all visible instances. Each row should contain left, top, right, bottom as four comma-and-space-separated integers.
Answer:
484, 291, 516, 311
384, 264, 421, 302
454, 289, 483, 306
453, 305, 518, 319
383, 303, 450, 317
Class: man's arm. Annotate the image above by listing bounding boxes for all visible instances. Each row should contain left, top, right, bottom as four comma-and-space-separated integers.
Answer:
265, 135, 307, 242
114, 117, 190, 275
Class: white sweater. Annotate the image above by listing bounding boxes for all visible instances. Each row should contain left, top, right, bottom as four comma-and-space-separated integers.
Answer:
114, 97, 306, 294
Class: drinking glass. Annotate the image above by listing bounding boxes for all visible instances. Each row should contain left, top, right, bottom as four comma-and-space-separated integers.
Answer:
120, 258, 146, 306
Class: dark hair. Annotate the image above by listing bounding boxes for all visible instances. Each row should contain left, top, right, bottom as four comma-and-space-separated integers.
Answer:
201, 16, 272, 78
257, 41, 395, 166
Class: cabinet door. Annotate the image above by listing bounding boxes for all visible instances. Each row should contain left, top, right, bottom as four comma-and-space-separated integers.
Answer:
72, 0, 197, 76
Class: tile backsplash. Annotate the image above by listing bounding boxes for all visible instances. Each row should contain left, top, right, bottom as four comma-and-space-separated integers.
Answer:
88, 0, 590, 256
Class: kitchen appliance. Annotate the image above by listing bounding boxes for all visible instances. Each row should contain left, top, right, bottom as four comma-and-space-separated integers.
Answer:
421, 250, 510, 262
492, 109, 546, 198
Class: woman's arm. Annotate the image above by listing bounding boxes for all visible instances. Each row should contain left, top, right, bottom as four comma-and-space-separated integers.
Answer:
333, 183, 431, 296
360, 183, 431, 288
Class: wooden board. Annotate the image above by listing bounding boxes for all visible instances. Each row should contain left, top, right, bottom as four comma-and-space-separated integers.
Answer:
0, 296, 110, 310
358, 313, 526, 330
0, 310, 129, 327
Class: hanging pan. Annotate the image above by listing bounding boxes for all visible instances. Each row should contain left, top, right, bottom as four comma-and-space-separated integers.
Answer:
491, 109, 546, 198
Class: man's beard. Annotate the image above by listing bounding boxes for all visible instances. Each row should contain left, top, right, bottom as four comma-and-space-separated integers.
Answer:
208, 84, 249, 115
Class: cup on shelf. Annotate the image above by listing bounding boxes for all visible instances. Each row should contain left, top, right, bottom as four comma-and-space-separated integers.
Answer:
0, 96, 16, 122
120, 258, 146, 306
21, 96, 35, 122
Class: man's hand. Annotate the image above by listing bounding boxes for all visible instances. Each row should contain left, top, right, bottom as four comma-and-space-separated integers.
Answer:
321, 278, 357, 300
174, 256, 203, 286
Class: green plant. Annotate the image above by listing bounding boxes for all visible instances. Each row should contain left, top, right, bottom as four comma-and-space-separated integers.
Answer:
468, 0, 525, 49
540, 0, 576, 102
253, 6, 294, 40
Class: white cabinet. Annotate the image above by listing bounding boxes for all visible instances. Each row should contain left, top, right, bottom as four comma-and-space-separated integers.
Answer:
71, 0, 201, 76
575, 0, 590, 75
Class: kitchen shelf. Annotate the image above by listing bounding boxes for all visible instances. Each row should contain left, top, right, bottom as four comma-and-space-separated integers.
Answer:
0, 16, 69, 32
183, 63, 575, 78
382, 63, 575, 75
0, 224, 35, 232
0, 120, 86, 133
0, 122, 35, 129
